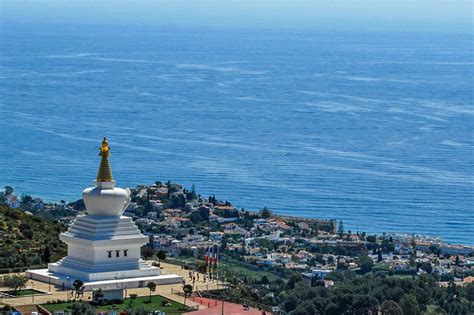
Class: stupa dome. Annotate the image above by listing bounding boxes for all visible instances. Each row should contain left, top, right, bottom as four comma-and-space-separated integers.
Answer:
83, 182, 130, 216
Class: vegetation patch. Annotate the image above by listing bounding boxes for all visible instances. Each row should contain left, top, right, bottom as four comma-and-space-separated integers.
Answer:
42, 295, 188, 313
2, 288, 45, 297
0, 204, 67, 270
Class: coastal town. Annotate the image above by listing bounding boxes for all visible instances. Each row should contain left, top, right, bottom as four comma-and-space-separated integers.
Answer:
4, 182, 473, 280
1, 182, 473, 314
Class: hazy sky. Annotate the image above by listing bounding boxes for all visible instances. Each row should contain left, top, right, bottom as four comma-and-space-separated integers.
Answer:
1, 0, 472, 32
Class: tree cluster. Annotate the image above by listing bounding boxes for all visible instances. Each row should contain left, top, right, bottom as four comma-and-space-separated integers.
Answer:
222, 268, 473, 315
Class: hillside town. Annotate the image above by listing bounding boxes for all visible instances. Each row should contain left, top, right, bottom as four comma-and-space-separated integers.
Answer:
3, 182, 473, 287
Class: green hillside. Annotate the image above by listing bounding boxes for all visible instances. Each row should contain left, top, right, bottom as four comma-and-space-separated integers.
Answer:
0, 204, 66, 270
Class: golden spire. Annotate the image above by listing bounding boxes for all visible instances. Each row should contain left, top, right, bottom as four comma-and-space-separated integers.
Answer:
96, 137, 113, 182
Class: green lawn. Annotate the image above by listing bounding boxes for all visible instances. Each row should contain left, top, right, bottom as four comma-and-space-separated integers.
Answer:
373, 263, 391, 271
2, 289, 44, 296
223, 262, 282, 282
43, 295, 189, 313
168, 257, 284, 283
101, 295, 186, 312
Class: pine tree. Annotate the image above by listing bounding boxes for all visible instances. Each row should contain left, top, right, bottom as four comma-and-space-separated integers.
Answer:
42, 246, 51, 263
191, 184, 197, 199
338, 220, 344, 239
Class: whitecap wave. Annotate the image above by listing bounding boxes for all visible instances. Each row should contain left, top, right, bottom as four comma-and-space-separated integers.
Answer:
298, 91, 391, 104
305, 101, 371, 113
46, 53, 100, 58
358, 61, 474, 65
90, 57, 165, 64
300, 145, 474, 186
441, 140, 467, 147
417, 99, 474, 116
388, 108, 448, 122
342, 75, 419, 84
175, 63, 265, 75
138, 92, 156, 97
235, 96, 269, 102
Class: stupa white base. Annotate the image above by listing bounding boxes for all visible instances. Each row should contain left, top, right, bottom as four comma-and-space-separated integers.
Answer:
27, 268, 183, 292
26, 214, 183, 292
47, 258, 162, 282
47, 214, 161, 282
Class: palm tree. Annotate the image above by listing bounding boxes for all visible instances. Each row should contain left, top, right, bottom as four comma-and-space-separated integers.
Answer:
72, 280, 85, 300
182, 284, 193, 308
93, 288, 104, 303
146, 282, 156, 302
128, 293, 138, 308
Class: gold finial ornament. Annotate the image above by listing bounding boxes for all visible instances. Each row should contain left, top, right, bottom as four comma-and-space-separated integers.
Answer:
96, 137, 113, 182
99, 137, 111, 157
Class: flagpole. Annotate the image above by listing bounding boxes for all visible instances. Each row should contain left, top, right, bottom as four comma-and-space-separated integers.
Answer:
207, 246, 213, 281
214, 244, 217, 283
204, 246, 208, 283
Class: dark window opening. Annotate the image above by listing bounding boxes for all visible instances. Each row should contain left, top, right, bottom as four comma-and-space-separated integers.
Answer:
115, 250, 120, 257
107, 251, 112, 258
123, 249, 128, 257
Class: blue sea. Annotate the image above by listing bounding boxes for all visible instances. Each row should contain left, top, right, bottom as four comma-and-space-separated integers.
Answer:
0, 23, 473, 244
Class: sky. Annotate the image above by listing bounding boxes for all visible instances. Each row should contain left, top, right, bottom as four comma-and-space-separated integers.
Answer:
0, 0, 472, 32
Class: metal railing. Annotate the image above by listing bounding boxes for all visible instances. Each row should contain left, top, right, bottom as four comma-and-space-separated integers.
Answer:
191, 296, 218, 308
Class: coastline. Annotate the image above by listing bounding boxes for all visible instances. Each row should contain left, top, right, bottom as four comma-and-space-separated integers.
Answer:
2, 183, 473, 248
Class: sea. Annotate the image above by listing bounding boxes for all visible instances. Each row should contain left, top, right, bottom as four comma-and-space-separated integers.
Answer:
0, 23, 473, 245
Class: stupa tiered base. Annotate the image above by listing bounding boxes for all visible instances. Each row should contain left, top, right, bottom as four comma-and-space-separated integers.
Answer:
27, 214, 183, 294
48, 215, 157, 282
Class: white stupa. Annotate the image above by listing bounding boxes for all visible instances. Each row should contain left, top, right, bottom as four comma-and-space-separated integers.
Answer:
28, 138, 182, 298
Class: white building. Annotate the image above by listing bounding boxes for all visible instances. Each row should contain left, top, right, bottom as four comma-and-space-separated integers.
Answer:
27, 138, 182, 300
302, 269, 333, 280
209, 231, 225, 241
5, 194, 20, 208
